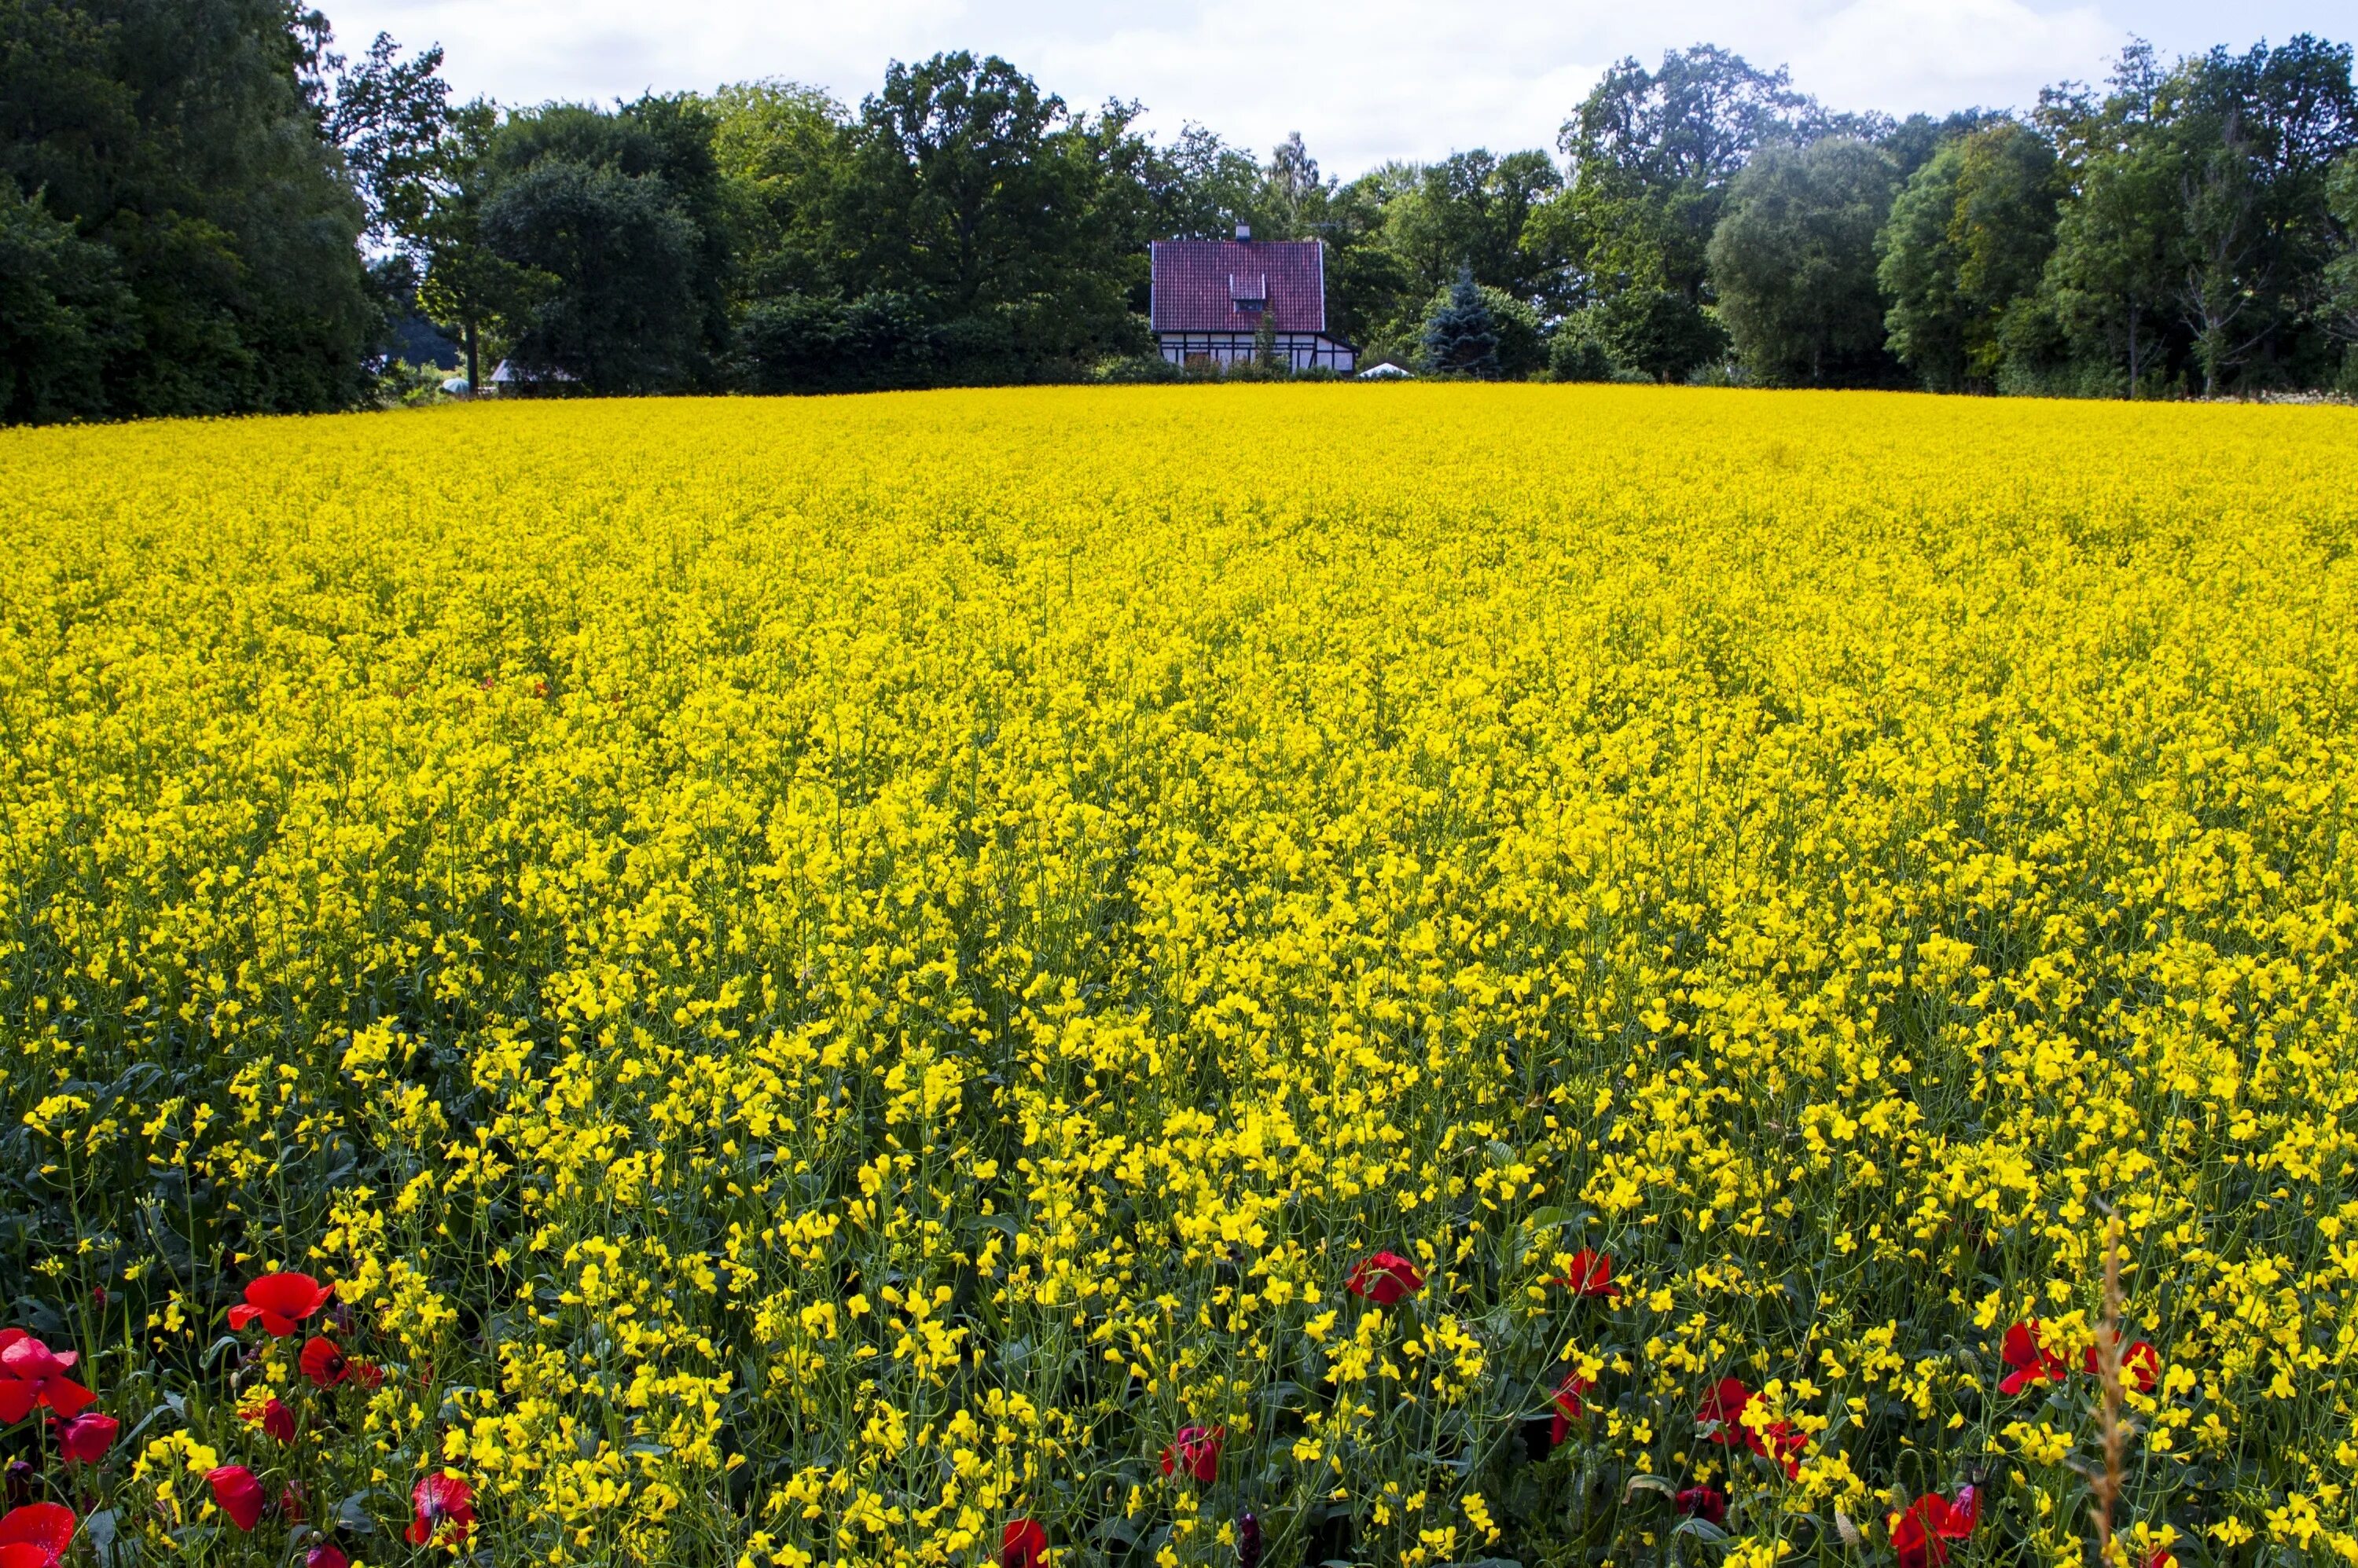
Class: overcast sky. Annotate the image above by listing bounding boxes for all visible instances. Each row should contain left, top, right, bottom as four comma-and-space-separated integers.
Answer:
321, 0, 2350, 174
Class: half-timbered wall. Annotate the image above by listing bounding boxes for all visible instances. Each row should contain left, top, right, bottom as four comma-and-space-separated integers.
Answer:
1155, 333, 1357, 373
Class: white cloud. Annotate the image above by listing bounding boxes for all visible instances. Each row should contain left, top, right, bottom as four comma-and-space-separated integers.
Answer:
1789, 0, 2120, 114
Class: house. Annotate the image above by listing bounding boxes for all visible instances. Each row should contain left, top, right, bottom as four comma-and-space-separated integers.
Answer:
1150, 226, 1357, 373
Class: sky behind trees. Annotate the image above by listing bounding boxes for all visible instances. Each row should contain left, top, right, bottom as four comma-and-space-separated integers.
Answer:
329, 0, 2341, 169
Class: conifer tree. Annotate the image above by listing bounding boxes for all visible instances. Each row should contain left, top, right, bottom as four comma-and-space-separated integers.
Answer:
1422, 264, 1500, 376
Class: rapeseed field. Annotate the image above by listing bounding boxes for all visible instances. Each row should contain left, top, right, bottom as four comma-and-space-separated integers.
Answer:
0, 387, 2354, 1568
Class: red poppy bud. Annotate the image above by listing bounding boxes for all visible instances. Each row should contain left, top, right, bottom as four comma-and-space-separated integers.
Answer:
1343, 1251, 1424, 1306
246, 1397, 296, 1444
1159, 1425, 1224, 1485
307, 1545, 351, 1568
206, 1466, 267, 1532
51, 1412, 117, 1464
1548, 1371, 1596, 1448
1001, 1515, 1047, 1568
1557, 1250, 1616, 1298
1676, 1487, 1728, 1526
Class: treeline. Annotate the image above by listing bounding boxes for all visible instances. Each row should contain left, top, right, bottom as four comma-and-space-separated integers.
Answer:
4, 2, 2356, 422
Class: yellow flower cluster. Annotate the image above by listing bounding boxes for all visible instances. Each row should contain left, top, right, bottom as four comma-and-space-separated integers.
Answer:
1, 386, 2354, 1568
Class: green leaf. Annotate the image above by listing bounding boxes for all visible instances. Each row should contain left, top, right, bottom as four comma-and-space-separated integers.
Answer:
337, 1492, 380, 1535
1625, 1474, 1678, 1501
1673, 1518, 1731, 1544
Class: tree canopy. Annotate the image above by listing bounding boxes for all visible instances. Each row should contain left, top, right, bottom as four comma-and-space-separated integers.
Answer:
5, 9, 2356, 419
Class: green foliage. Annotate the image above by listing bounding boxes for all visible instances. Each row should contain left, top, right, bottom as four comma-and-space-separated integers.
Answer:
734, 291, 942, 393
1878, 123, 2060, 391
1419, 276, 1544, 377
1385, 149, 1566, 307
327, 31, 452, 250
0, 178, 130, 421
2165, 36, 2357, 393
2040, 53, 2209, 396
1707, 138, 1899, 387
832, 52, 1151, 376
2032, 38, 2358, 398
1589, 286, 1728, 384
2330, 151, 2358, 358
1545, 319, 1618, 382
1422, 266, 1501, 376
482, 156, 702, 394
1549, 46, 1823, 309
8, 9, 2356, 418
706, 79, 847, 299
476, 98, 735, 394
0, 0, 376, 421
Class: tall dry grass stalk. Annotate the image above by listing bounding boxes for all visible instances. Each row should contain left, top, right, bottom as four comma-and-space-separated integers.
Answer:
2095, 1212, 2127, 1567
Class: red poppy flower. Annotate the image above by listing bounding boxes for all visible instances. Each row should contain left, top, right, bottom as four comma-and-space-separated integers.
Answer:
206, 1465, 267, 1532
2147, 1551, 2176, 1568
229, 1274, 334, 1338
1001, 1516, 1048, 1568
1754, 1418, 1809, 1479
406, 1471, 476, 1547
0, 1335, 74, 1383
1556, 1250, 1616, 1298
1698, 1378, 1753, 1444
50, 1412, 117, 1463
1345, 1252, 1424, 1306
0, 1331, 94, 1423
1676, 1487, 1728, 1526
1890, 1487, 1979, 1568
2000, 1321, 2067, 1394
1159, 1425, 1224, 1485
2081, 1339, 2162, 1393
246, 1397, 296, 1443
0, 1503, 75, 1568
1548, 1371, 1596, 1447
307, 1545, 351, 1568
301, 1336, 358, 1388
1695, 1378, 1805, 1478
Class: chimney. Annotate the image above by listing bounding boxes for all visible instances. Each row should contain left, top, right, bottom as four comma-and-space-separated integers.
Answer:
1235, 222, 1251, 241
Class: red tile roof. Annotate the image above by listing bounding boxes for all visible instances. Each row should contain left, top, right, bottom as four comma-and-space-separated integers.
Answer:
1151, 240, 1326, 333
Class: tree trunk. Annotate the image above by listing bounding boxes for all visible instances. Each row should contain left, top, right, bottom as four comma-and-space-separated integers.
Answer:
465, 320, 479, 396
2125, 303, 2139, 400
